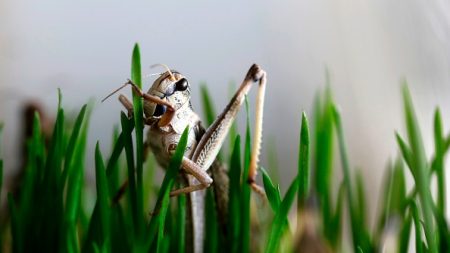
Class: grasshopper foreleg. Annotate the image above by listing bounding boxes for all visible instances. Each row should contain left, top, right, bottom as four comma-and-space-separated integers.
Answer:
118, 94, 134, 117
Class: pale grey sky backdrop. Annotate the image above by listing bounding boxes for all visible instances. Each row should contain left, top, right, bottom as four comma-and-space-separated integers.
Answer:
1, 0, 450, 233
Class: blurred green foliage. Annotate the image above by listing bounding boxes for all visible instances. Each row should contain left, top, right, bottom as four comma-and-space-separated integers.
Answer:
0, 44, 449, 252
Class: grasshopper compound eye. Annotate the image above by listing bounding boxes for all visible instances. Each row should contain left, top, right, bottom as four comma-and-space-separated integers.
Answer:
153, 104, 167, 117
175, 78, 188, 91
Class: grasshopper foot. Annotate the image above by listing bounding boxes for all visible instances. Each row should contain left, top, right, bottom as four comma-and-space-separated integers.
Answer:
246, 64, 266, 82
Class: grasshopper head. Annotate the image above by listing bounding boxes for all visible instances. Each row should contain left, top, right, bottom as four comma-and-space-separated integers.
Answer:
144, 70, 191, 120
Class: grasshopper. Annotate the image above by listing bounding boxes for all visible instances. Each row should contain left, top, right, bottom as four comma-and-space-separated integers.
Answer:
103, 63, 266, 253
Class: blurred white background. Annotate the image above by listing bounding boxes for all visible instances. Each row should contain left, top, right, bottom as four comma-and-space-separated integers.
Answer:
1, 0, 450, 235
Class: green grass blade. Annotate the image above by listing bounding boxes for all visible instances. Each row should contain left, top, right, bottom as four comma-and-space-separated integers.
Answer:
445, 134, 450, 153
143, 154, 157, 211
147, 127, 189, 251
41, 107, 65, 252
356, 170, 367, 227
105, 128, 129, 206
65, 104, 91, 253
130, 43, 145, 234
395, 133, 414, 175
110, 205, 131, 253
261, 167, 281, 212
62, 104, 87, 185
120, 112, 138, 235
375, 162, 394, 238
67, 223, 80, 253
95, 143, 111, 251
228, 135, 242, 253
227, 81, 238, 158
389, 159, 406, 216
313, 88, 334, 241
410, 201, 424, 253
106, 131, 124, 193
0, 121, 2, 242
402, 84, 437, 253
333, 105, 372, 252
0, 159, 2, 207
377, 159, 407, 245
266, 137, 280, 183
433, 206, 450, 252
297, 112, 310, 208
65, 104, 91, 226
204, 189, 219, 253
16, 113, 44, 252
176, 194, 186, 253
399, 214, 412, 253
433, 108, 445, 214
200, 85, 223, 162
44, 108, 64, 189
8, 193, 22, 253
200, 84, 217, 126
265, 177, 299, 253
329, 182, 345, 247
241, 97, 252, 253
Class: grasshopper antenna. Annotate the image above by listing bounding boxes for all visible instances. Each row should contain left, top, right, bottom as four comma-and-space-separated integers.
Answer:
101, 79, 143, 103
151, 64, 176, 81
143, 72, 164, 79
101, 82, 131, 103
102, 79, 175, 113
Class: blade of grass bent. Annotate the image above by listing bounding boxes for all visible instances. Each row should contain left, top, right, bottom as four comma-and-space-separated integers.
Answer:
402, 85, 437, 253
395, 133, 413, 175
261, 167, 281, 212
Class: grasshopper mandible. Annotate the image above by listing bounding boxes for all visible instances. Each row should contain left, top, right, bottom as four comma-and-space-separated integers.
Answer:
103, 63, 266, 253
